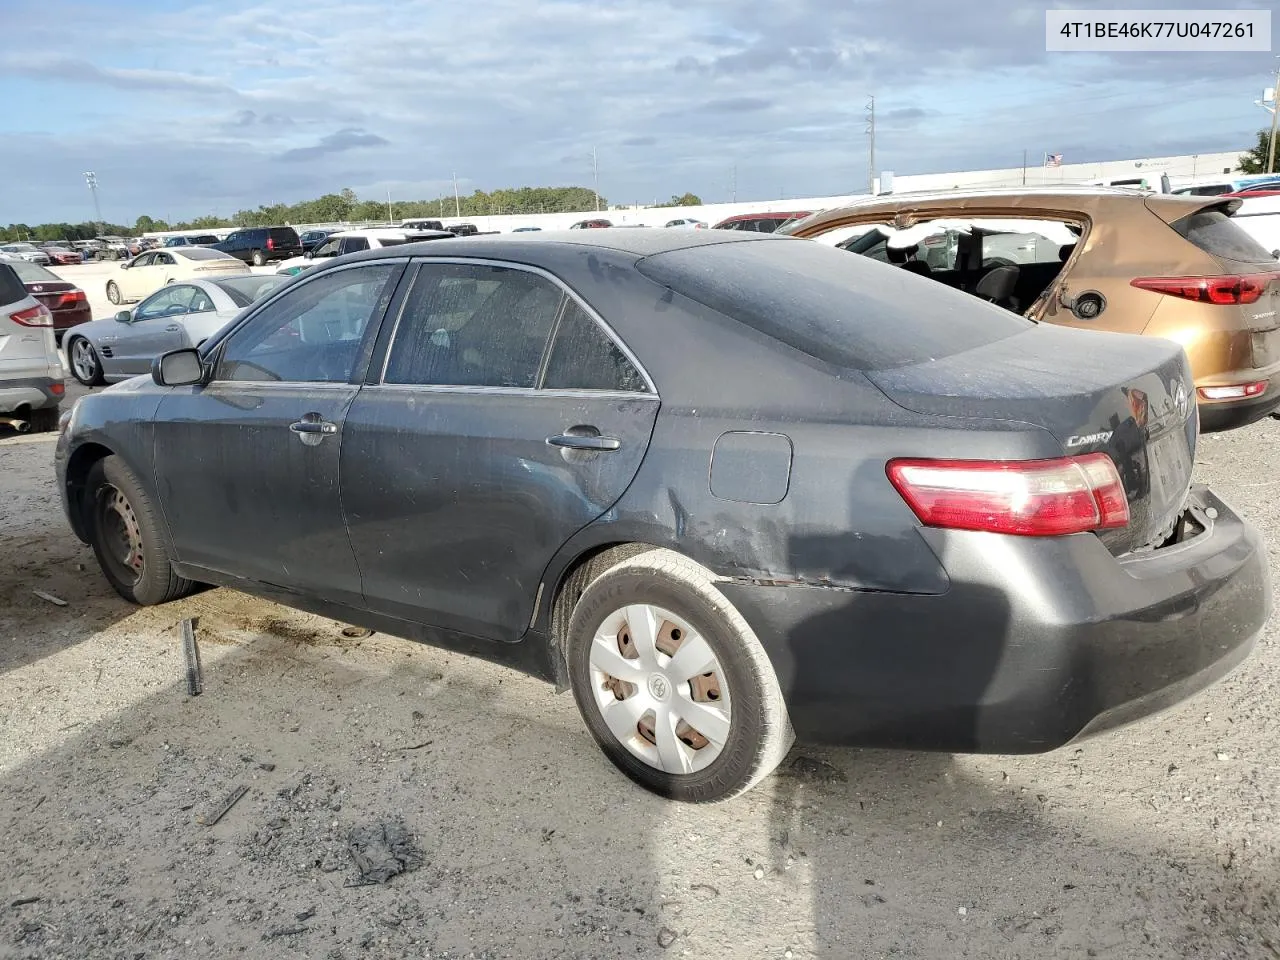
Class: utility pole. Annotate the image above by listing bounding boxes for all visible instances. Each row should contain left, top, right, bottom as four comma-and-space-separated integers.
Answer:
83, 171, 103, 234
1022, 150, 1027, 185
1268, 58, 1280, 173
731, 164, 737, 203
386, 189, 393, 223
592, 146, 600, 212
865, 96, 876, 194
452, 172, 461, 218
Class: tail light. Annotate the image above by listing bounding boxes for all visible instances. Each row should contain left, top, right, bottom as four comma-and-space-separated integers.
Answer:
49, 290, 87, 309
887, 454, 1130, 537
1131, 272, 1279, 306
10, 304, 53, 327
267, 237, 275, 251
1198, 381, 1267, 401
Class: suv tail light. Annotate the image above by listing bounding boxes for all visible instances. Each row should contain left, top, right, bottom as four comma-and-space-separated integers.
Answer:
10, 304, 53, 327
267, 237, 275, 251
886, 454, 1129, 537
1131, 272, 1280, 306
1198, 381, 1267, 401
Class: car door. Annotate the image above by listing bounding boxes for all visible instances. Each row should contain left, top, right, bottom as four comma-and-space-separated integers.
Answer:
340, 260, 660, 644
118, 252, 156, 300
109, 285, 195, 373
152, 261, 405, 604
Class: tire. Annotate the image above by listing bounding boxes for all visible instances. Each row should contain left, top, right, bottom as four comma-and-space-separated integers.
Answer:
251, 249, 266, 267
85, 455, 194, 606
28, 406, 59, 433
106, 281, 121, 305
566, 548, 792, 802
68, 337, 105, 386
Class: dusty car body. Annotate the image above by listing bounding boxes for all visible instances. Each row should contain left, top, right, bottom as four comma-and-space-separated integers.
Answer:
56, 231, 1270, 801
784, 188, 1280, 431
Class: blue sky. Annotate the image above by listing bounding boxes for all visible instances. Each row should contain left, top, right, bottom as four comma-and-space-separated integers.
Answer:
0, 0, 1273, 225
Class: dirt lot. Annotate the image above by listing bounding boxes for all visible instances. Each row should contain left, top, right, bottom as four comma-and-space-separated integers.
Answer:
1, 413, 1278, 959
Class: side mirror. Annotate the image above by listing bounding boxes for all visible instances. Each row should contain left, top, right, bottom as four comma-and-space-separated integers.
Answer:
114, 310, 131, 323
304, 250, 313, 259
152, 348, 205, 387
119, 261, 129, 269
1272, 249, 1279, 261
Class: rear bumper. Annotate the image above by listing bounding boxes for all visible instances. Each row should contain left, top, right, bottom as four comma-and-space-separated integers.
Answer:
719, 485, 1269, 753
1197, 380, 1280, 432
0, 377, 62, 414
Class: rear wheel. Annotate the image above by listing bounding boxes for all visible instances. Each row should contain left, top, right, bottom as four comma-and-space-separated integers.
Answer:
566, 548, 792, 802
251, 249, 266, 267
69, 337, 105, 386
106, 281, 121, 305
86, 456, 194, 605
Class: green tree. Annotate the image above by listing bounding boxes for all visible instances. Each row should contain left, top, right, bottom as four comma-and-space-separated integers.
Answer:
669, 192, 702, 206
1240, 128, 1276, 175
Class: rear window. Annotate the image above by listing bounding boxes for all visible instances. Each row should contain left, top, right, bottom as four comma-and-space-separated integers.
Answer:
173, 247, 237, 261
269, 228, 300, 244
0, 264, 26, 306
7, 261, 59, 284
635, 237, 1033, 371
1172, 208, 1274, 263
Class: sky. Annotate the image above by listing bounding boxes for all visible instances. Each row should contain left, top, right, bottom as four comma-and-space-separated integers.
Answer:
0, 0, 1274, 225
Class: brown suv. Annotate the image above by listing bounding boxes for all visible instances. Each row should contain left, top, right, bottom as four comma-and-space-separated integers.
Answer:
783, 187, 1280, 431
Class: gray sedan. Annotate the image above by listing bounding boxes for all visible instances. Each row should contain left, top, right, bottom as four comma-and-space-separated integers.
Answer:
65, 275, 288, 385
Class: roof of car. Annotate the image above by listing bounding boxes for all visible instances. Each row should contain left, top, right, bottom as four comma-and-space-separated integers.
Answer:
332, 227, 453, 239
338, 227, 776, 267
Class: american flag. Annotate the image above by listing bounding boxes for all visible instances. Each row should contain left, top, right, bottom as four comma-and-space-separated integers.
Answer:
1045, 153, 1063, 167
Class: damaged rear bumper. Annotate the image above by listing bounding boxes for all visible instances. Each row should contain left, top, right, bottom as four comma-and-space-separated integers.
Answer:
717, 485, 1269, 753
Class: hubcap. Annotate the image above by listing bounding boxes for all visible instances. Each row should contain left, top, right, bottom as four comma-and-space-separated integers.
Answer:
72, 341, 96, 381
100, 486, 144, 585
589, 604, 731, 775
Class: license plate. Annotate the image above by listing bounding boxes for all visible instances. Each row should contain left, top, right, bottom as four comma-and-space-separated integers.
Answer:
1148, 431, 1190, 507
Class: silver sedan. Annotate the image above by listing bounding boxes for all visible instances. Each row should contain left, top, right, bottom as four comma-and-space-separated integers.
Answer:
65, 275, 288, 386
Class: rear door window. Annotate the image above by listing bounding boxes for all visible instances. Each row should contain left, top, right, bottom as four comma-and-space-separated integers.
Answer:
0, 264, 26, 307
637, 238, 1032, 371
384, 263, 563, 388
1171, 207, 1274, 264
543, 300, 649, 392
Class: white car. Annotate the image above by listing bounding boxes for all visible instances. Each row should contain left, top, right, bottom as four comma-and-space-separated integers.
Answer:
664, 218, 707, 229
276, 228, 454, 275
1232, 194, 1280, 258
0, 262, 63, 432
67, 275, 288, 386
0, 243, 52, 265
106, 247, 249, 305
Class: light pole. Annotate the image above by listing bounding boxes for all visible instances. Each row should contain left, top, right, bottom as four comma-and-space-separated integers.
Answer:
1268, 58, 1280, 173
83, 171, 103, 234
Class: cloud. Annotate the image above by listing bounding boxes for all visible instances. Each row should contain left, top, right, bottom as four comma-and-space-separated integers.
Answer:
0, 0, 1268, 223
279, 128, 390, 162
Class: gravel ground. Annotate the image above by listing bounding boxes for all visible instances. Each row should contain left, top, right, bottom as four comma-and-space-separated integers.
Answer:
0, 412, 1277, 959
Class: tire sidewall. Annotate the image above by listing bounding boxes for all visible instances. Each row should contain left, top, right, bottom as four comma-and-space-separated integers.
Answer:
69, 338, 100, 386
251, 250, 265, 266
106, 282, 120, 305
86, 457, 176, 605
567, 566, 769, 802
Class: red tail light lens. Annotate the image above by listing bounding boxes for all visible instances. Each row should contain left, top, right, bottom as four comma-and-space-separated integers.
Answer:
1131, 272, 1278, 306
10, 304, 53, 327
887, 454, 1130, 537
51, 290, 87, 309
267, 237, 275, 251
1198, 381, 1267, 401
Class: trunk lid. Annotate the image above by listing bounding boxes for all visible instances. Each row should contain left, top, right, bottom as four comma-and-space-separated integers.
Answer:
868, 324, 1197, 555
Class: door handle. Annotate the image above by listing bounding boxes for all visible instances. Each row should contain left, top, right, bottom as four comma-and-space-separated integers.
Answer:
165, 324, 181, 332
290, 418, 338, 435
547, 433, 621, 451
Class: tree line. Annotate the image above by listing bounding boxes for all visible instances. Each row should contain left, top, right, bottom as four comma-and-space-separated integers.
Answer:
1, 184, 718, 243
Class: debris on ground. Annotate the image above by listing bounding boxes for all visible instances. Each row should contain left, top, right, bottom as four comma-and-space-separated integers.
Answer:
341, 626, 374, 639
9, 897, 41, 907
347, 820, 424, 884
657, 927, 678, 949
780, 755, 847, 784
181, 618, 203, 696
200, 784, 249, 826
31, 589, 66, 607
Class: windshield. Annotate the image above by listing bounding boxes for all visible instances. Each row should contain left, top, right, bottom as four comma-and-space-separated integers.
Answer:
173, 247, 237, 261
211, 275, 289, 306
